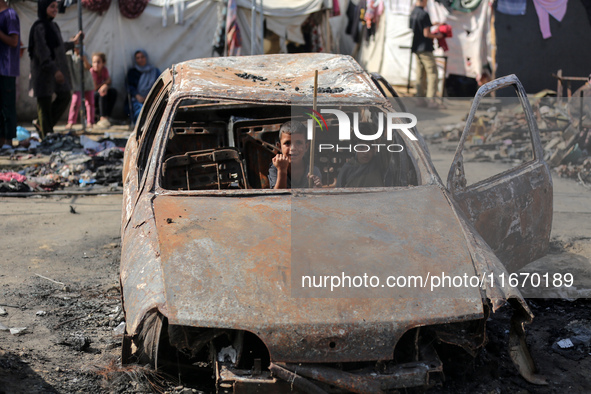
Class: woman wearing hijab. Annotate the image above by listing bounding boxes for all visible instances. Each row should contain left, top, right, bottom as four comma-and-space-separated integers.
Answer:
28, 0, 81, 137
126, 49, 160, 123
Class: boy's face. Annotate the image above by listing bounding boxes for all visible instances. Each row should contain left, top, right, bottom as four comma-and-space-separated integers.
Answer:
279, 132, 308, 164
92, 56, 104, 72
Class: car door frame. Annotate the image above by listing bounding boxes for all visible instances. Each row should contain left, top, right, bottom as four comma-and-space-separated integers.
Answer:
447, 75, 553, 272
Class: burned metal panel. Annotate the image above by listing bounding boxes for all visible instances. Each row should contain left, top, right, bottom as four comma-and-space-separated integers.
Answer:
447, 75, 553, 272
452, 162, 552, 273
120, 193, 167, 335
171, 54, 385, 104
152, 185, 484, 363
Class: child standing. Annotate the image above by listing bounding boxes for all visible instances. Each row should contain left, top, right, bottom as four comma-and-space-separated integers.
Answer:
66, 47, 94, 131
91, 52, 117, 128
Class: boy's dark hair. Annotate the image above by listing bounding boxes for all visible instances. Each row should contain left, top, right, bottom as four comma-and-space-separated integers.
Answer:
279, 121, 306, 139
92, 52, 107, 63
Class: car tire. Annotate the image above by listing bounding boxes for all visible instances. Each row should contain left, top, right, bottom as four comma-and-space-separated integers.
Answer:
135, 311, 164, 369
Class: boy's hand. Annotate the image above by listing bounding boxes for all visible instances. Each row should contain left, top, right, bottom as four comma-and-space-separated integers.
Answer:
272, 154, 289, 173
99, 84, 108, 96
309, 174, 322, 188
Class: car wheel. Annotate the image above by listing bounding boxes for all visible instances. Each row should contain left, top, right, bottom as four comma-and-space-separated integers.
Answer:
135, 311, 164, 369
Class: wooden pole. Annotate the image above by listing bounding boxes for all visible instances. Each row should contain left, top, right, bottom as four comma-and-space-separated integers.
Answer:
309, 70, 318, 188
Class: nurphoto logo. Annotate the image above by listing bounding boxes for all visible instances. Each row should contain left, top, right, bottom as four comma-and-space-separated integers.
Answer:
305, 109, 418, 153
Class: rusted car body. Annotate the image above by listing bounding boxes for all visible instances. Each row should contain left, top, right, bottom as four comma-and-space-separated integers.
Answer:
120, 54, 552, 393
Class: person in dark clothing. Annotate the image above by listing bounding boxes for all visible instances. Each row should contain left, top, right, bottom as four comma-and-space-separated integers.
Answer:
0, 0, 19, 148
409, 0, 444, 108
28, 0, 81, 137
126, 49, 160, 123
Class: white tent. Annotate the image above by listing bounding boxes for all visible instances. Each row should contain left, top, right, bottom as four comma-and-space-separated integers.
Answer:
354, 0, 492, 88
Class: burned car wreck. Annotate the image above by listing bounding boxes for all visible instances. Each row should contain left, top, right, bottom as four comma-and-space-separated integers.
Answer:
120, 54, 552, 393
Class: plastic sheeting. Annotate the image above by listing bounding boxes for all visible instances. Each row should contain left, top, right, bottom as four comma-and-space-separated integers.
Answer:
14, 0, 219, 118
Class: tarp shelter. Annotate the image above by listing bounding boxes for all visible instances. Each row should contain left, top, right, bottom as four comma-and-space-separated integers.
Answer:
353, 0, 492, 88
13, 0, 336, 119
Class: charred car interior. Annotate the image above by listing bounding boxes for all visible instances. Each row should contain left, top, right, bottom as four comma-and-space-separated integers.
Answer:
120, 54, 552, 393
160, 100, 419, 191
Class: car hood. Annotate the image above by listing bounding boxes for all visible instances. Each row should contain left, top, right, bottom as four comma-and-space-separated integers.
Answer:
153, 185, 484, 363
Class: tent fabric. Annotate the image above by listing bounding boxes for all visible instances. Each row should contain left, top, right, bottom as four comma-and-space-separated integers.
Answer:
14, 0, 219, 118
358, 0, 491, 85
235, 0, 327, 17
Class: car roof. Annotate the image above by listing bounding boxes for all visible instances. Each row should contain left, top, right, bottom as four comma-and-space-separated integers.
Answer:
170, 53, 386, 104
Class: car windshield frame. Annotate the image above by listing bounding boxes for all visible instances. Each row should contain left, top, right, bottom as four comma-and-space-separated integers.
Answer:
152, 95, 439, 196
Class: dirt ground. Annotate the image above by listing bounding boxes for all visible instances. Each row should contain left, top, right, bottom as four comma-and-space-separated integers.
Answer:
1, 102, 590, 393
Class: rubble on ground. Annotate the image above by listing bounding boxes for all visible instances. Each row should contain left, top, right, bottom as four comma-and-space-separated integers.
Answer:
429, 84, 591, 187
0, 132, 127, 193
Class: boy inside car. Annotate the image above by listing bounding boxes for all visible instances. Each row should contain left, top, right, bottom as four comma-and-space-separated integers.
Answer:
268, 121, 322, 189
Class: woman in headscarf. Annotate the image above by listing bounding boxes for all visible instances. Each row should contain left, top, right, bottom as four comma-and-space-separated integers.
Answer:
126, 49, 160, 123
28, 0, 81, 137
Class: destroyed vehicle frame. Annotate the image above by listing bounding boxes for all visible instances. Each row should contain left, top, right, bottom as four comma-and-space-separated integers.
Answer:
120, 54, 552, 393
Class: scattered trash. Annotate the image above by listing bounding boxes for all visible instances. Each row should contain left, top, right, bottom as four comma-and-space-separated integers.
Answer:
61, 333, 91, 351
557, 338, 574, 349
113, 321, 126, 336
0, 133, 126, 193
9, 327, 27, 336
34, 273, 65, 286
36, 310, 47, 317
0, 306, 7, 316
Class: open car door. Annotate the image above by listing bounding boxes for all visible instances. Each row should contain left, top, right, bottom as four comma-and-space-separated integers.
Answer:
447, 75, 553, 272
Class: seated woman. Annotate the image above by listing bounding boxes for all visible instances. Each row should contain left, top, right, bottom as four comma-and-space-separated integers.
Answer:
126, 49, 160, 123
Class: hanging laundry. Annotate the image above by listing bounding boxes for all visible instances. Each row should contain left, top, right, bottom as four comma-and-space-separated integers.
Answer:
332, 0, 341, 17
434, 23, 453, 51
451, 0, 483, 13
389, 0, 413, 16
213, 0, 228, 56
532, 0, 568, 39
582, 0, 591, 29
365, 0, 384, 29
161, 0, 185, 27
226, 0, 241, 56
119, 0, 150, 19
81, 0, 111, 15
496, 0, 527, 16
173, 0, 185, 25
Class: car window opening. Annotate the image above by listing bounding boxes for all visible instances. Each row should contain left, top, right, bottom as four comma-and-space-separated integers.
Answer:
160, 100, 419, 191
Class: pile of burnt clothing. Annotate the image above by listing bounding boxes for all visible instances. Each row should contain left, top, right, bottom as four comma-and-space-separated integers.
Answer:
0, 172, 30, 193
38, 133, 84, 155
0, 135, 127, 193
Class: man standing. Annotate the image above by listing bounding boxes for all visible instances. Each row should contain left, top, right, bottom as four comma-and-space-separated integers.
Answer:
0, 0, 19, 148
409, 0, 443, 108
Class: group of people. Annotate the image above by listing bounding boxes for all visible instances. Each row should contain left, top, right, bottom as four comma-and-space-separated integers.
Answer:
0, 0, 160, 143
